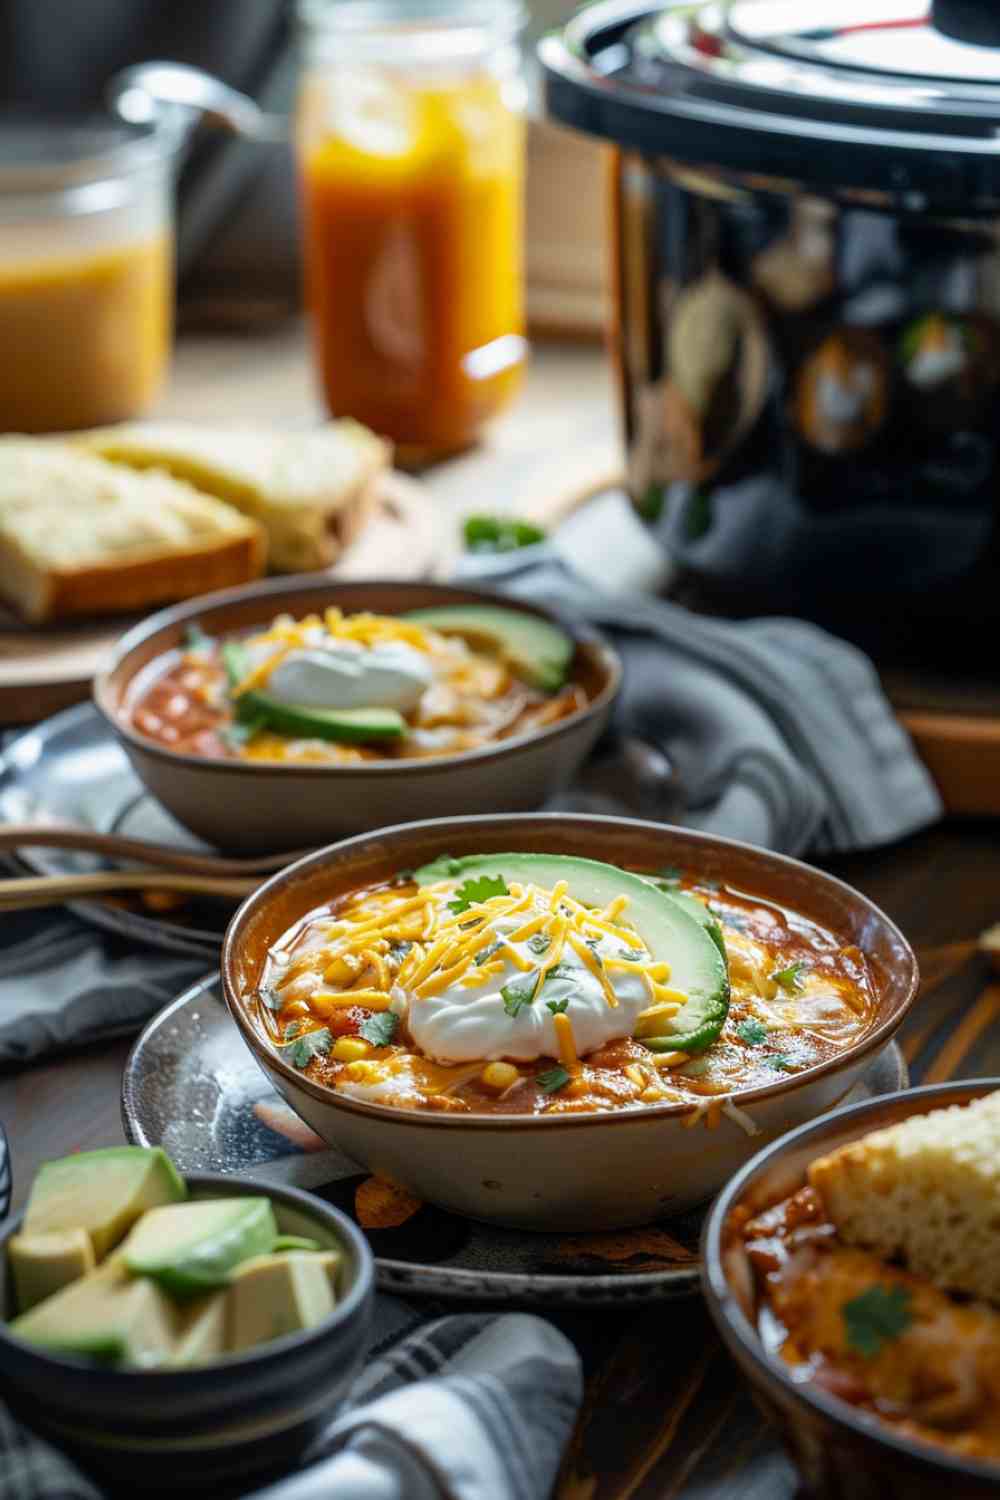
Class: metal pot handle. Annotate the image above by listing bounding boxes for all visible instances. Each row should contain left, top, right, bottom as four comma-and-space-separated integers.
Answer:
107, 60, 288, 145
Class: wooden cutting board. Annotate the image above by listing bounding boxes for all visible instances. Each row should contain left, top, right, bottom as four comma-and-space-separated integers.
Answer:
0, 471, 437, 726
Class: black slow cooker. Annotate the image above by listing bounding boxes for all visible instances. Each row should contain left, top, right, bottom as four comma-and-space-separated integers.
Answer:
541, 0, 1000, 661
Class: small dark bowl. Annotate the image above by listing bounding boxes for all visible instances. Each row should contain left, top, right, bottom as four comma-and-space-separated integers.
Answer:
702, 1079, 1000, 1500
0, 1172, 373, 1492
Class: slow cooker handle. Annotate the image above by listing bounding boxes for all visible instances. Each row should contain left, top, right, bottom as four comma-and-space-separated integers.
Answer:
106, 61, 288, 146
932, 0, 1000, 47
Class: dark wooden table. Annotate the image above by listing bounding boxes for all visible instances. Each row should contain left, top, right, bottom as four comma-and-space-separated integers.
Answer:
2, 816, 997, 1499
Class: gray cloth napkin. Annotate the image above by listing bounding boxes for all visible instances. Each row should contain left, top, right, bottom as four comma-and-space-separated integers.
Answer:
0, 1310, 582, 1500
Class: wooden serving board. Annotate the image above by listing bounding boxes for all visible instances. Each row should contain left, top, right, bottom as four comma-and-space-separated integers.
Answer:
0, 471, 437, 726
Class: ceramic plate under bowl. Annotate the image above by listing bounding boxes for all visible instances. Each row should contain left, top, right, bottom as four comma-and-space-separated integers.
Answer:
0, 703, 226, 955
121, 975, 908, 1306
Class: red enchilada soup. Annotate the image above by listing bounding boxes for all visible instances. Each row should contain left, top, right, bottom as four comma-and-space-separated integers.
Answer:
123, 603, 588, 764
243, 851, 878, 1119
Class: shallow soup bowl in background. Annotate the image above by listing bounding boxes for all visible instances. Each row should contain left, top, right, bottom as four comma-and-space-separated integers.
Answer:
93, 577, 621, 853
701, 1080, 1000, 1500
221, 812, 918, 1232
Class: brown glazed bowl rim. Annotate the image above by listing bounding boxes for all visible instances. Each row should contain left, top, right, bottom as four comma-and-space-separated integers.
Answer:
220, 811, 920, 1132
0, 1170, 373, 1385
92, 575, 622, 779
701, 1078, 1000, 1486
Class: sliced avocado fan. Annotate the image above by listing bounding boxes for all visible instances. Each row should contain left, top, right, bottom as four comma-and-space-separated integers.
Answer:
222, 640, 405, 744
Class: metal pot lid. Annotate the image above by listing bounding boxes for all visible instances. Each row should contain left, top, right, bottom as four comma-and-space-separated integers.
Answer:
540, 0, 1000, 206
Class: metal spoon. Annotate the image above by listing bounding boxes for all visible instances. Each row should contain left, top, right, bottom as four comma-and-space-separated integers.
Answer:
107, 61, 288, 145
0, 824, 309, 876
0, 871, 258, 913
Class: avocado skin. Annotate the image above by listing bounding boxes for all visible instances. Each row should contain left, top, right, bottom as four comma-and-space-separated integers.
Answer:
402, 604, 573, 692
221, 640, 405, 743
415, 851, 729, 1053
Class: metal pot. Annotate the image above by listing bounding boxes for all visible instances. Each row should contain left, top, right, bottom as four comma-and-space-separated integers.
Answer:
541, 0, 1000, 657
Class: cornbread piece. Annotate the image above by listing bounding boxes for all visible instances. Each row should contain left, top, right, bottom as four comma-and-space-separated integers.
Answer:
808, 1090, 1000, 1303
79, 419, 390, 571
0, 439, 266, 623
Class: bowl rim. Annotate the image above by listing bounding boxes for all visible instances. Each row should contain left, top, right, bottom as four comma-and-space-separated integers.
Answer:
700, 1077, 1000, 1484
0, 1169, 374, 1384
92, 575, 623, 779
220, 810, 920, 1133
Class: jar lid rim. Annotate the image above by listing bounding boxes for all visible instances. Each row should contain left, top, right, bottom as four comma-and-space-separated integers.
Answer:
0, 113, 180, 195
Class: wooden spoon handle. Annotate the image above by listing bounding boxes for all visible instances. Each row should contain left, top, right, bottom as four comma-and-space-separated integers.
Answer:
0, 871, 258, 912
0, 824, 308, 876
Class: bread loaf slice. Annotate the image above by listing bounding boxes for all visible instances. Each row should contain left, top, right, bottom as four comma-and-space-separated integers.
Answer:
808, 1090, 1000, 1304
78, 419, 390, 573
0, 439, 266, 624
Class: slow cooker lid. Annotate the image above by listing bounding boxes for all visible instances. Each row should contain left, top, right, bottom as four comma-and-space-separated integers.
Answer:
541, 0, 1000, 203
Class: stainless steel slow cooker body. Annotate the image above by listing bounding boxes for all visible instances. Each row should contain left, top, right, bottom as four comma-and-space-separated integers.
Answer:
542, 0, 1000, 651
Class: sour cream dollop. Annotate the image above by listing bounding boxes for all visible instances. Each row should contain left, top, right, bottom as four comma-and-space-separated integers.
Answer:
407, 896, 653, 1064
252, 636, 434, 714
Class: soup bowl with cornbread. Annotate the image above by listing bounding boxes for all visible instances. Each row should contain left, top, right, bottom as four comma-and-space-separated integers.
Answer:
221, 811, 918, 1231
702, 1079, 1000, 1500
95, 577, 621, 852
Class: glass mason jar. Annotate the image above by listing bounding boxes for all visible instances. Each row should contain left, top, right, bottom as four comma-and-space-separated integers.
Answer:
0, 120, 175, 434
296, 0, 527, 459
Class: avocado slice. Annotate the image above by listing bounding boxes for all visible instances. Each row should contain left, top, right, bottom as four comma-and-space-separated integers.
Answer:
10, 1255, 181, 1367
222, 640, 405, 744
9, 1229, 95, 1313
657, 887, 726, 958
122, 1198, 278, 1299
170, 1292, 228, 1368
414, 852, 729, 1053
24, 1147, 186, 1261
270, 1234, 323, 1253
227, 1251, 338, 1353
402, 604, 574, 692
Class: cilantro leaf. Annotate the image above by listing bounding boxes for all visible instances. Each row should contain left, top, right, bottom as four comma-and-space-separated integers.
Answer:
501, 970, 540, 1017
737, 1018, 768, 1046
767, 1054, 797, 1072
283, 1019, 306, 1040
475, 938, 503, 966
842, 1285, 913, 1358
546, 996, 570, 1015
527, 933, 551, 956
281, 1028, 332, 1069
544, 961, 577, 982
464, 515, 546, 554
448, 874, 509, 914
183, 622, 215, 654
258, 985, 283, 1012
771, 961, 807, 992
223, 716, 267, 750
358, 1012, 399, 1048
537, 1064, 571, 1094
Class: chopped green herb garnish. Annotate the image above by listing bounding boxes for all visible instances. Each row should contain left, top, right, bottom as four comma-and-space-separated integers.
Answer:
358, 1012, 399, 1048
501, 970, 540, 1017
537, 1064, 572, 1094
546, 996, 570, 1015
448, 874, 509, 914
767, 1054, 797, 1072
544, 961, 577, 982
657, 865, 682, 883
770, 961, 807, 992
222, 716, 267, 750
183, 622, 215, 654
464, 515, 547, 554
842, 1285, 913, 1358
283, 1019, 306, 1041
527, 933, 551, 956
387, 940, 413, 964
475, 939, 503, 967
736, 1018, 768, 1046
282, 1028, 332, 1068
259, 985, 283, 1012
391, 869, 415, 887
221, 639, 250, 689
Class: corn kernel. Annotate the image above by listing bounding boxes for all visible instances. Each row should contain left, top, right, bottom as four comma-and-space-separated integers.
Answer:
480, 1062, 519, 1092
333, 1037, 372, 1063
344, 1060, 381, 1083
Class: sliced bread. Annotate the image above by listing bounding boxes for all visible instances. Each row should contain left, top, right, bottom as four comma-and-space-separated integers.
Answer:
808, 1090, 1000, 1304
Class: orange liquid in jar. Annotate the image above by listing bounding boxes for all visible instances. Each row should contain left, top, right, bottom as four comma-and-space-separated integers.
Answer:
299, 70, 525, 454
0, 235, 172, 434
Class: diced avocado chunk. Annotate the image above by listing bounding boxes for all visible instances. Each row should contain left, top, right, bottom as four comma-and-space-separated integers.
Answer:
170, 1292, 228, 1368
227, 1252, 337, 1353
123, 1198, 278, 1299
270, 1235, 323, 1254
415, 852, 729, 1052
221, 640, 405, 743
24, 1147, 186, 1261
402, 604, 574, 693
9, 1229, 95, 1313
10, 1256, 180, 1367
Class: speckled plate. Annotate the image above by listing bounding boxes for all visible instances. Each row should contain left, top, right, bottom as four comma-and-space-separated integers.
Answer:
121, 975, 909, 1305
0, 704, 226, 956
